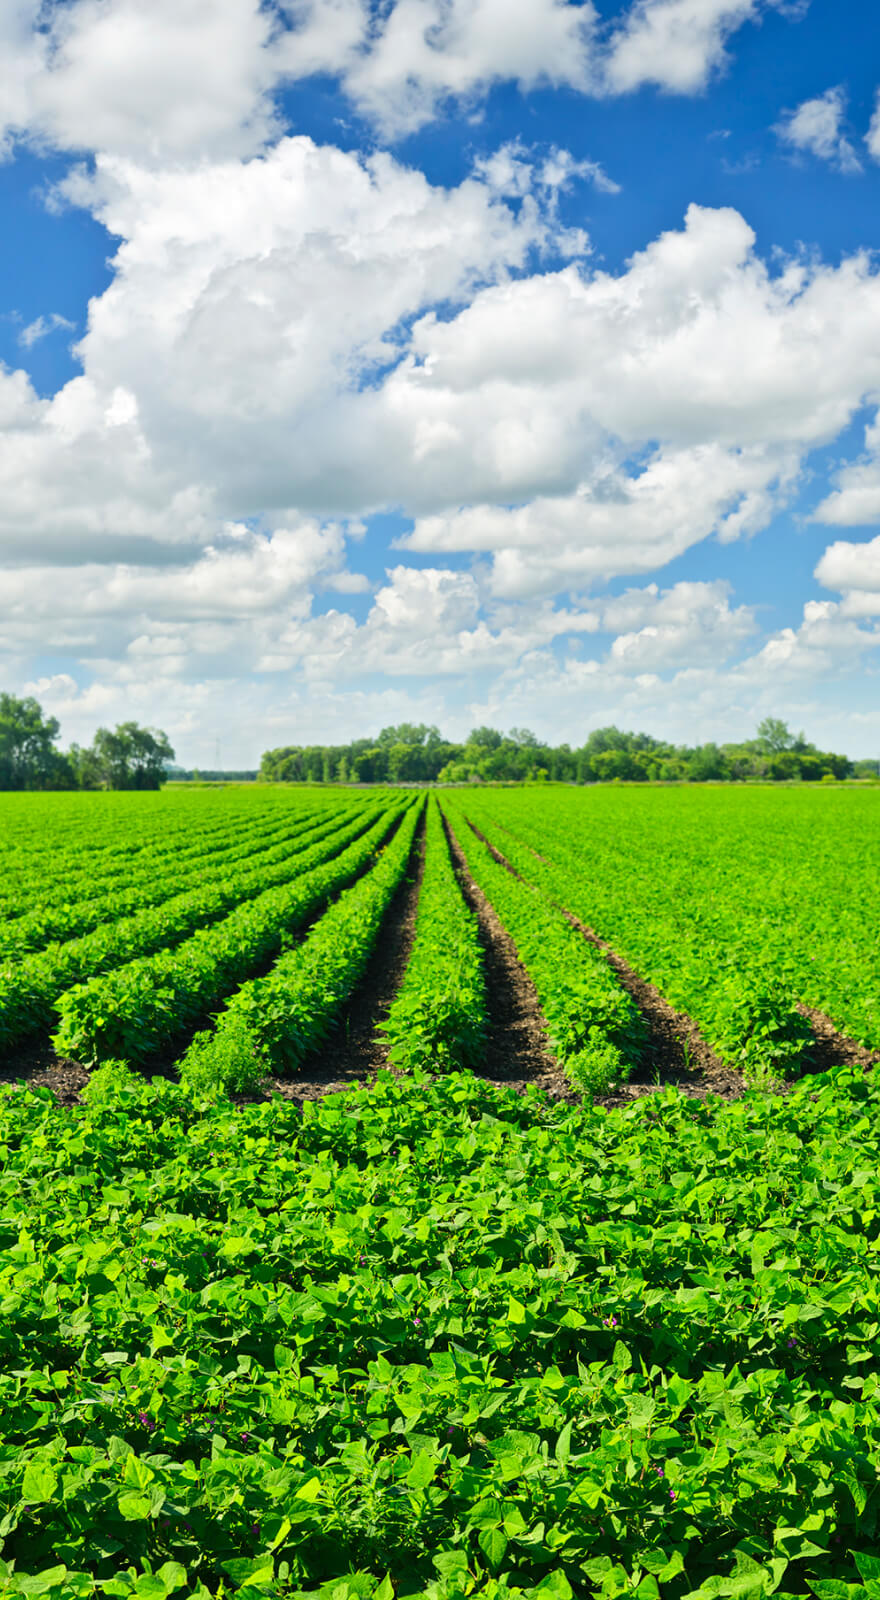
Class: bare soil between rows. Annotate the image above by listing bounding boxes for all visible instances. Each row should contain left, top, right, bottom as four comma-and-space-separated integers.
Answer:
441, 812, 578, 1103
796, 1003, 880, 1076
459, 814, 743, 1104
239, 819, 426, 1106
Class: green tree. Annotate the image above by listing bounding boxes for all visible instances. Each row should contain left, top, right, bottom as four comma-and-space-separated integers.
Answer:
757, 717, 797, 753
0, 694, 74, 790
75, 722, 174, 790
467, 726, 503, 749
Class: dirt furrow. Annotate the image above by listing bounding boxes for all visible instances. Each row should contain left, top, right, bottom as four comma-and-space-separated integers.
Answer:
441, 812, 578, 1102
460, 814, 743, 1103
0, 1040, 91, 1106
796, 1003, 880, 1075
259, 815, 427, 1105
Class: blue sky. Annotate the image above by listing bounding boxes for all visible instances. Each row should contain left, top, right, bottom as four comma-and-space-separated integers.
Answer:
2, 0, 880, 764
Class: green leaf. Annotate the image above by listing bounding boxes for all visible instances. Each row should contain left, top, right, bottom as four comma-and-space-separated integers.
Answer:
406, 1451, 437, 1490
21, 1462, 58, 1504
555, 1420, 573, 1465
14, 1570, 68, 1596
478, 1528, 508, 1569
156, 1566, 187, 1595
117, 1492, 153, 1521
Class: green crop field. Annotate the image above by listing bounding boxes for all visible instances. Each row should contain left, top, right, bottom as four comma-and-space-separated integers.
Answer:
2, 785, 880, 1600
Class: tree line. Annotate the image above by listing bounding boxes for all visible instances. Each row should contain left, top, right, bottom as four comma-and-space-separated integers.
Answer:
260, 718, 874, 785
0, 694, 173, 790
3, 692, 874, 791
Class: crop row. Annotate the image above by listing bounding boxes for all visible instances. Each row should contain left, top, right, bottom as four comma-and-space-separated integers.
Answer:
53, 801, 413, 1067
442, 799, 646, 1095
0, 795, 347, 921
0, 795, 250, 888
379, 796, 487, 1074
461, 793, 821, 1081
0, 804, 387, 1052
181, 799, 424, 1094
0, 803, 352, 959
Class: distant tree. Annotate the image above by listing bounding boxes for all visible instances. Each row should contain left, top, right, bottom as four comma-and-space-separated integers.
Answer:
467, 726, 503, 749
508, 727, 539, 748
687, 743, 726, 782
756, 717, 796, 754
75, 721, 174, 790
0, 694, 75, 789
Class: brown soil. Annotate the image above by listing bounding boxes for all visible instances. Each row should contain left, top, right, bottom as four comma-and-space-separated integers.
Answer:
797, 1003, 880, 1075
460, 814, 743, 1105
0, 1038, 91, 1106
238, 817, 426, 1107
440, 811, 578, 1103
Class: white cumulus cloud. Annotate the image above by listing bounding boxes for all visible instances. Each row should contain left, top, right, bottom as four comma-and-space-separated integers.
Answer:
775, 86, 862, 174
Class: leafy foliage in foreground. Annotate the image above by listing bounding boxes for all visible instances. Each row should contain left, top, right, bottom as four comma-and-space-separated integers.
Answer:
180, 799, 422, 1094
442, 799, 645, 1096
2, 1066, 880, 1598
379, 798, 487, 1074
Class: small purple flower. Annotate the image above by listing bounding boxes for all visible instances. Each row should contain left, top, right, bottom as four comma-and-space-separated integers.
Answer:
787, 1338, 796, 1348
414, 1317, 422, 1327
240, 1432, 250, 1443
137, 1411, 156, 1431
669, 1489, 676, 1501
654, 1466, 664, 1477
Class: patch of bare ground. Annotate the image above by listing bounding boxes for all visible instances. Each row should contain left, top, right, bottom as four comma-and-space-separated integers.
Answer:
461, 815, 743, 1105
0, 1036, 181, 1106
440, 811, 578, 1103
240, 815, 426, 1108
0, 1039, 91, 1106
796, 1003, 880, 1076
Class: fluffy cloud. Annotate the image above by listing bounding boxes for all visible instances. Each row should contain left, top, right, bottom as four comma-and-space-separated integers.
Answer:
775, 86, 862, 174
814, 533, 880, 617
0, 522, 364, 669
813, 411, 880, 527
0, 0, 795, 160
604, 579, 756, 670
0, 137, 568, 561
603, 0, 762, 96
742, 599, 880, 677
7, 184, 880, 593
403, 443, 796, 596
5, 0, 281, 162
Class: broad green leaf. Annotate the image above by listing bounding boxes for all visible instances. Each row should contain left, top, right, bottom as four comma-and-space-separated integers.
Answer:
478, 1528, 508, 1569
21, 1462, 58, 1504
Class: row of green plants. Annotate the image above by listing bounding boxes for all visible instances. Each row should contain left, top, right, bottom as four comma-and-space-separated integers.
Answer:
379, 797, 487, 1074
52, 803, 411, 1067
0, 791, 256, 888
0, 805, 385, 1052
2, 1060, 880, 1599
441, 799, 646, 1096
458, 788, 868, 1080
180, 800, 423, 1095
0, 793, 348, 921
0, 805, 342, 959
